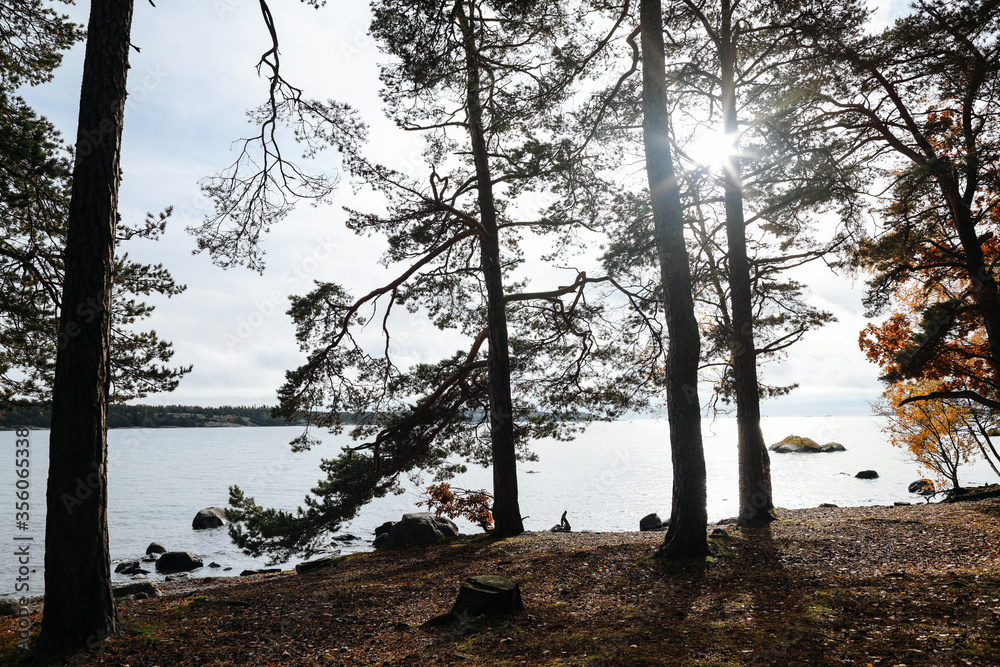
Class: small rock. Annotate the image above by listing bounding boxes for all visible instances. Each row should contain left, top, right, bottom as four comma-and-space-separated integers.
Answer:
819, 503, 839, 508
856, 470, 879, 479
639, 513, 663, 532
155, 551, 203, 574
146, 542, 167, 555
908, 479, 935, 495
240, 568, 281, 576
393, 621, 411, 631
331, 533, 358, 542
192, 507, 228, 530
709, 528, 730, 538
894, 501, 911, 506
209, 562, 222, 568
0, 597, 22, 616
115, 560, 140, 574
374, 521, 397, 538
113, 581, 160, 600
296, 555, 341, 575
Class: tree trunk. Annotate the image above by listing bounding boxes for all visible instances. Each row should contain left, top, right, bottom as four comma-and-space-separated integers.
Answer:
943, 179, 1000, 386
37, 0, 134, 654
719, 0, 773, 524
640, 0, 708, 558
457, 2, 523, 537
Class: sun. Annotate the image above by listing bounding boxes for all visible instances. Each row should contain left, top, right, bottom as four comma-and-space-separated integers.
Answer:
684, 128, 737, 168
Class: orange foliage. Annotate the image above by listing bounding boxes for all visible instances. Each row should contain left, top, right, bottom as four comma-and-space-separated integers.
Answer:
858, 105, 1000, 399
879, 379, 980, 489
418, 483, 493, 531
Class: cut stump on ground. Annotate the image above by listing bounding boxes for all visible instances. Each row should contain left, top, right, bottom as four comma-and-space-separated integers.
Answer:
424, 574, 524, 629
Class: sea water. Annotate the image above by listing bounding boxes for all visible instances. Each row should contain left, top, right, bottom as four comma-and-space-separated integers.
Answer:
2, 415, 998, 596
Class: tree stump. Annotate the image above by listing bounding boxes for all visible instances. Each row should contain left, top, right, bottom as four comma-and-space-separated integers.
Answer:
425, 575, 524, 629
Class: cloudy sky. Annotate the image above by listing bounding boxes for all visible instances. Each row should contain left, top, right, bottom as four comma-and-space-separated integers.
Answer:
19, 0, 914, 416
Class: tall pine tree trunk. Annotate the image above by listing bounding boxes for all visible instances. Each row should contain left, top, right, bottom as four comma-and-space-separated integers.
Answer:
640, 0, 708, 558
458, 2, 523, 537
37, 0, 134, 653
720, 0, 773, 524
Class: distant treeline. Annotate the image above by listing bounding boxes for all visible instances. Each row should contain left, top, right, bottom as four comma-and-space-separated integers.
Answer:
0, 404, 297, 429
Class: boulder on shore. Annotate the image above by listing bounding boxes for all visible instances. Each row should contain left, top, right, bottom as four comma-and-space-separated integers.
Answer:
113, 581, 160, 600
154, 551, 204, 574
192, 507, 227, 530
639, 513, 664, 531
375, 512, 459, 550
855, 470, 880, 479
908, 479, 935, 495
769, 436, 846, 453
0, 597, 21, 616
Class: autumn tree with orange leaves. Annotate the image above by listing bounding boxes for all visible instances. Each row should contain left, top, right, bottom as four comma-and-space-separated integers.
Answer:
857, 107, 1000, 481
419, 483, 493, 532
879, 379, 1000, 490
805, 0, 1000, 412
834, 0, 1000, 480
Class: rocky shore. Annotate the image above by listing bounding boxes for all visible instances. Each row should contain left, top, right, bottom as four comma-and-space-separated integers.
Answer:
3, 498, 999, 666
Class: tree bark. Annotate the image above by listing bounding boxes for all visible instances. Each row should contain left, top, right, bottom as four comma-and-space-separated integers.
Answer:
457, 1, 523, 537
942, 177, 1000, 386
640, 0, 708, 558
37, 0, 134, 654
719, 0, 773, 524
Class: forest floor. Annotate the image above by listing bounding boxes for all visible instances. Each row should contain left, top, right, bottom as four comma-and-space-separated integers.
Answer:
2, 498, 1000, 666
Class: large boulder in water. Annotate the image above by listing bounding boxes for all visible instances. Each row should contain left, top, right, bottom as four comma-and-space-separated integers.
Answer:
155, 551, 204, 574
769, 436, 845, 453
376, 512, 459, 550
855, 470, 880, 479
192, 507, 227, 529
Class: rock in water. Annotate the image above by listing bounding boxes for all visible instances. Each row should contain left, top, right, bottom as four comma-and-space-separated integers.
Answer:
769, 435, 821, 453
769, 435, 847, 453
855, 470, 880, 479
146, 541, 167, 554
425, 575, 524, 628
192, 507, 228, 529
639, 513, 663, 531
115, 559, 141, 574
155, 551, 204, 574
376, 512, 459, 550
908, 479, 935, 495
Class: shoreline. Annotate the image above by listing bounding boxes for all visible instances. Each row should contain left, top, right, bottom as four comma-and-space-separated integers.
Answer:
13, 490, 1000, 606
4, 498, 999, 665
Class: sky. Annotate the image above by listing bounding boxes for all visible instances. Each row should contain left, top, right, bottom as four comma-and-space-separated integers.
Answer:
17, 0, 915, 417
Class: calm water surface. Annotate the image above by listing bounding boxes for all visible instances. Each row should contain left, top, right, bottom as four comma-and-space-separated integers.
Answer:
2, 415, 998, 596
